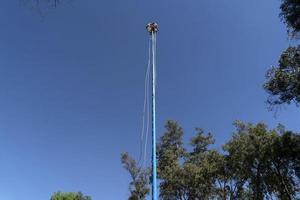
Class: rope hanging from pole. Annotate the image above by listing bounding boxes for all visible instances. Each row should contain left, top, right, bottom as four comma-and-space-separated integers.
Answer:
139, 23, 159, 169
138, 37, 151, 168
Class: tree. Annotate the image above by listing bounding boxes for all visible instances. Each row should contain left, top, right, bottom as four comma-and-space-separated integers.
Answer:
267, 130, 300, 199
157, 120, 186, 200
183, 128, 218, 200
224, 122, 279, 200
224, 121, 300, 199
280, 0, 300, 37
157, 121, 220, 200
122, 120, 300, 199
264, 46, 300, 106
121, 152, 150, 200
214, 153, 249, 200
264, 0, 300, 107
50, 192, 91, 200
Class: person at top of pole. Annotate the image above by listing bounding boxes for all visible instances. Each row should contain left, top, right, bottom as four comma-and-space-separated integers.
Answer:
146, 22, 159, 34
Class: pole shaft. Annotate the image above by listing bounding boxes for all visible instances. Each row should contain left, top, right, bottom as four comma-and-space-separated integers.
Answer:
151, 31, 157, 200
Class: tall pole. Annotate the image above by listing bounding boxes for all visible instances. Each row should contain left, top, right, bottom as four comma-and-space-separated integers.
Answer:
151, 28, 157, 200
146, 22, 158, 200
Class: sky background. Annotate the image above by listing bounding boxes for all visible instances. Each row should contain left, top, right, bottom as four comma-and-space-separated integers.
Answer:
0, 0, 299, 199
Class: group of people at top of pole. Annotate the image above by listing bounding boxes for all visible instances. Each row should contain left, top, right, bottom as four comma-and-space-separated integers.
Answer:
146, 22, 158, 34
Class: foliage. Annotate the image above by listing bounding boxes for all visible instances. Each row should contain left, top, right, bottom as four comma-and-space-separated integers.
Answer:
224, 121, 298, 199
264, 0, 300, 107
157, 120, 185, 200
264, 46, 300, 106
50, 192, 91, 200
280, 0, 300, 37
121, 152, 150, 200
122, 120, 300, 200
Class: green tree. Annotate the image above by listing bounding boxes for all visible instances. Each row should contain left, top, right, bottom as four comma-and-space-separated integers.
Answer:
183, 128, 218, 200
224, 121, 279, 200
283, 131, 300, 179
157, 121, 219, 200
121, 152, 150, 200
224, 121, 300, 199
264, 46, 300, 106
266, 130, 300, 199
122, 120, 300, 199
157, 120, 186, 200
214, 153, 249, 200
50, 192, 91, 200
264, 0, 300, 107
263, 3, 300, 196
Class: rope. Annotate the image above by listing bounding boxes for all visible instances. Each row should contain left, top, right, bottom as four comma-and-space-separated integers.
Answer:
142, 36, 152, 167
143, 64, 151, 167
153, 33, 157, 87
138, 37, 151, 167
138, 32, 157, 168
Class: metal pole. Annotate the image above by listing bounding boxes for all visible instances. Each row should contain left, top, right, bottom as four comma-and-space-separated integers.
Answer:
151, 30, 157, 200
146, 22, 158, 200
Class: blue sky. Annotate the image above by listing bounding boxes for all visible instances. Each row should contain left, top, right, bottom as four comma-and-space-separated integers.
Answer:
0, 0, 299, 199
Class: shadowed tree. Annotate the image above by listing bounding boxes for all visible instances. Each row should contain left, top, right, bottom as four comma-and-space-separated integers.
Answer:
280, 0, 300, 37
268, 130, 300, 199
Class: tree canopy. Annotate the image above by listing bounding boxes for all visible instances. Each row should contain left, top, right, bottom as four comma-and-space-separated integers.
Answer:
121, 153, 150, 200
264, 0, 300, 107
280, 0, 300, 36
50, 192, 92, 200
122, 120, 300, 200
264, 46, 300, 106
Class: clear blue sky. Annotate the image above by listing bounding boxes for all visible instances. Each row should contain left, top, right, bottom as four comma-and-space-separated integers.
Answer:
0, 0, 299, 199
